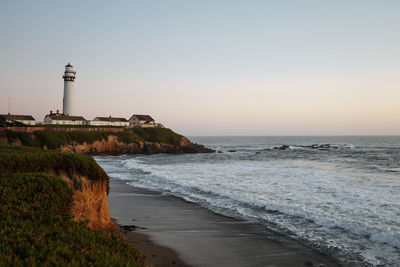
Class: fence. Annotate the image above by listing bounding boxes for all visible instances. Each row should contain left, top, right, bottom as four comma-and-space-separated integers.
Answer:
5, 126, 125, 133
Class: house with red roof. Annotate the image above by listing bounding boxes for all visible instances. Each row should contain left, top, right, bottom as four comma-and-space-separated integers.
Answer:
129, 114, 157, 128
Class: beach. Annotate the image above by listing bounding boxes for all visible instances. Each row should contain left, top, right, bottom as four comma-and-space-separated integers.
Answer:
109, 179, 339, 267
97, 136, 400, 266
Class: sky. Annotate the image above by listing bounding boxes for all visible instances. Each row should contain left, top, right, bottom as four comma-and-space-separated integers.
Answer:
0, 0, 399, 136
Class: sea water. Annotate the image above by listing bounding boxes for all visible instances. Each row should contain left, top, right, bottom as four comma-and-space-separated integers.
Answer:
95, 136, 400, 266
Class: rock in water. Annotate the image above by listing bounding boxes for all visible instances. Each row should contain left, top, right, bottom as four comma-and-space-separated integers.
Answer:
274, 145, 290, 150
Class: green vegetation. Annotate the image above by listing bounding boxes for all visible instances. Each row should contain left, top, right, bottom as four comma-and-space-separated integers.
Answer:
5, 130, 41, 147
34, 131, 111, 149
0, 129, 8, 140
5, 128, 184, 149
0, 142, 108, 183
113, 130, 144, 144
6, 130, 144, 150
132, 128, 183, 146
0, 172, 143, 266
0, 129, 150, 265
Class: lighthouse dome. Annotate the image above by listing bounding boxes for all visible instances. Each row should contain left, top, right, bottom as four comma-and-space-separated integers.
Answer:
64, 63, 76, 75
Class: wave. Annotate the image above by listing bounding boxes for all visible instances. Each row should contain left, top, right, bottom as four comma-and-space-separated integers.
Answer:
285, 143, 355, 150
121, 158, 400, 251
218, 143, 356, 154
96, 151, 400, 266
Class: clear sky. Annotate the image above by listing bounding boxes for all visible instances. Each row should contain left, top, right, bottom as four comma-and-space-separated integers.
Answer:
1, 0, 399, 135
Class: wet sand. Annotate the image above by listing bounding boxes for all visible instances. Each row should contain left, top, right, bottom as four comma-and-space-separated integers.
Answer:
118, 226, 190, 267
109, 179, 340, 267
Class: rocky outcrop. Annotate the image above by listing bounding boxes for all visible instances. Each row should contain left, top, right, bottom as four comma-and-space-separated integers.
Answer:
275, 145, 290, 150
46, 169, 116, 231
179, 136, 192, 147
33, 135, 212, 231
57, 135, 214, 155
273, 144, 340, 151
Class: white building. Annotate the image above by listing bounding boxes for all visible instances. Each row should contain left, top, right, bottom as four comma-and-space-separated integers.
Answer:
129, 114, 157, 128
62, 63, 76, 116
44, 111, 86, 125
89, 116, 129, 127
0, 113, 35, 125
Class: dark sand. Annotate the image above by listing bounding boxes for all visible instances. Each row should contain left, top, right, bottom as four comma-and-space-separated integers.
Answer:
118, 226, 190, 267
109, 179, 340, 267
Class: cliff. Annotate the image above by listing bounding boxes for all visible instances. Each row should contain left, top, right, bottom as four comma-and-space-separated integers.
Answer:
5, 128, 215, 155
2, 128, 214, 230
57, 135, 213, 155
0, 172, 143, 266
0, 143, 143, 265
52, 170, 115, 230
0, 143, 115, 230
0, 126, 214, 264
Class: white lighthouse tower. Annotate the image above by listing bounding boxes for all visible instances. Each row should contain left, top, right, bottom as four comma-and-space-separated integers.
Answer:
62, 63, 76, 116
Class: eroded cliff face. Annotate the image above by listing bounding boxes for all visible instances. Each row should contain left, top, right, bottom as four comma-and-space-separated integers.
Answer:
36, 135, 212, 231
47, 169, 116, 231
56, 135, 214, 155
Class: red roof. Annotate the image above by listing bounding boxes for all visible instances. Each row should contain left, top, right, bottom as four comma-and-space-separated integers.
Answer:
94, 117, 128, 122
46, 114, 86, 121
0, 114, 35, 121
131, 114, 154, 122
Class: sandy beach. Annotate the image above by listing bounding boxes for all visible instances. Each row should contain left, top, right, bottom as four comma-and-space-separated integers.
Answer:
109, 179, 340, 267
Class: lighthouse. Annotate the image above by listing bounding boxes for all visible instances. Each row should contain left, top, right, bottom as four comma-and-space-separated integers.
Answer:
62, 63, 76, 116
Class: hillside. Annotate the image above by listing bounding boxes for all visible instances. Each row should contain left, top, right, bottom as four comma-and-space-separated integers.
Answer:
5, 128, 214, 154
0, 142, 144, 265
0, 172, 143, 266
0, 127, 213, 265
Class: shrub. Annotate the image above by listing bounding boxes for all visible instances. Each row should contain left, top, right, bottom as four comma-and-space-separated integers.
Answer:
0, 173, 143, 266
33, 131, 113, 149
6, 130, 145, 150
6, 130, 40, 147
115, 131, 144, 143
0, 143, 109, 183
5, 128, 184, 149
0, 173, 74, 221
132, 128, 183, 145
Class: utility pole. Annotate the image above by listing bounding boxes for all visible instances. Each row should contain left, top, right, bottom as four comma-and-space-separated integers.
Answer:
8, 96, 10, 115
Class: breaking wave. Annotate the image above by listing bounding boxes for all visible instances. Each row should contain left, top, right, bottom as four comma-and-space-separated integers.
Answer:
95, 136, 400, 266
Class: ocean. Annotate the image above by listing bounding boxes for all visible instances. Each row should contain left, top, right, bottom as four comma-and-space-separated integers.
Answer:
95, 136, 400, 266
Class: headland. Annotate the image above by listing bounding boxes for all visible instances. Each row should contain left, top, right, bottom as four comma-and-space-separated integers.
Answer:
0, 127, 341, 266
0, 126, 212, 265
2, 126, 214, 154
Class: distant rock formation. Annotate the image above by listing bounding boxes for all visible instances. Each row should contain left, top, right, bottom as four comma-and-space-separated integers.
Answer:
275, 145, 290, 150
273, 144, 340, 151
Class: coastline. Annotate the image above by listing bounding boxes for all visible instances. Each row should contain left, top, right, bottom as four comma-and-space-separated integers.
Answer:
109, 179, 340, 267
118, 225, 191, 267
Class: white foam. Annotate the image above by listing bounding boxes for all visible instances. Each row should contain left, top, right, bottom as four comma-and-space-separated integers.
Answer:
97, 153, 400, 265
